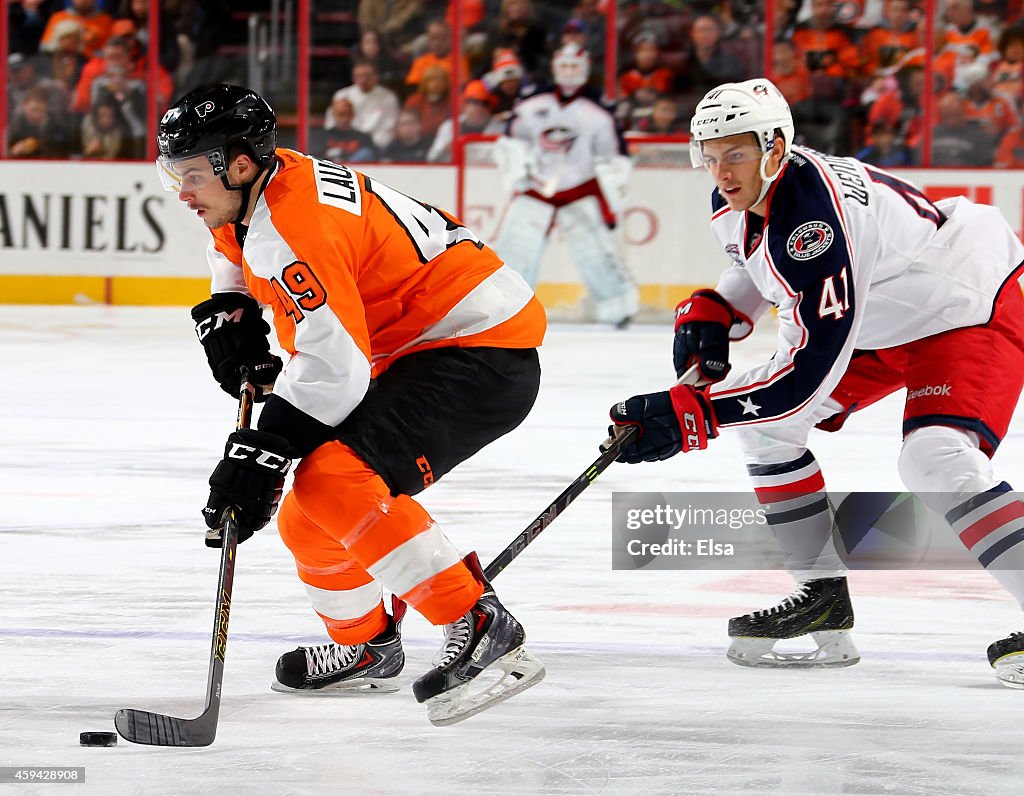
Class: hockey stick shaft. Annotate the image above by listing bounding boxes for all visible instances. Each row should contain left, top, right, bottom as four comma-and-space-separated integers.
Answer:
483, 365, 700, 581
483, 425, 636, 581
114, 377, 255, 747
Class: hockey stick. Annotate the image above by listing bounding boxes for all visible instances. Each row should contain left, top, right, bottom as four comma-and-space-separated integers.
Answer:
483, 365, 701, 580
483, 424, 636, 580
114, 376, 256, 747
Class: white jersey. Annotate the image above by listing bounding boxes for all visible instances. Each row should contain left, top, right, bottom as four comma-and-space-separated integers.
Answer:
505, 90, 623, 195
705, 145, 1024, 429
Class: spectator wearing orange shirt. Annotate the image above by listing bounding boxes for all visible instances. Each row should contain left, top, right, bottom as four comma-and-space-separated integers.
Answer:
72, 33, 173, 115
943, 0, 996, 64
40, 0, 113, 59
484, 50, 528, 121
961, 64, 1019, 143
402, 65, 451, 139
771, 38, 813, 105
992, 26, 1024, 107
869, 63, 925, 152
859, 0, 922, 77
619, 34, 674, 100
993, 124, 1024, 166
405, 19, 470, 89
791, 0, 861, 80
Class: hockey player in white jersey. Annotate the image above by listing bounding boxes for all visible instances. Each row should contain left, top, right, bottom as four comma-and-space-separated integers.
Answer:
608, 78, 1024, 687
490, 43, 639, 327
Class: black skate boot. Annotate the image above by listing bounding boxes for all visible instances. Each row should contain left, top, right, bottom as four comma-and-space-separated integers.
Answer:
271, 598, 406, 693
987, 632, 1024, 689
727, 576, 859, 668
412, 552, 545, 726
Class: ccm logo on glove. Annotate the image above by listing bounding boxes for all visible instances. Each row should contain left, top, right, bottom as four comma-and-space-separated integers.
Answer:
227, 442, 292, 472
195, 307, 246, 341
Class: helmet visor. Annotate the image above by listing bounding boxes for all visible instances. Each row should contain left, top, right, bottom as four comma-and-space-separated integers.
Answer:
690, 141, 765, 170
155, 148, 226, 192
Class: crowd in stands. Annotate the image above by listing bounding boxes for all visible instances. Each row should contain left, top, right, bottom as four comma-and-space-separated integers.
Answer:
7, 0, 1024, 166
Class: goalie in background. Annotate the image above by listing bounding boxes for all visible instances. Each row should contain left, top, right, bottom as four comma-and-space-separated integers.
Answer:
490, 43, 639, 328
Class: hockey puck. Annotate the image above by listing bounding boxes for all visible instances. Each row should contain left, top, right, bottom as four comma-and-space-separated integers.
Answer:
79, 731, 117, 747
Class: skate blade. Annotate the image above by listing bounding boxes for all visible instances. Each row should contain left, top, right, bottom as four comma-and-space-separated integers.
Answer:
424, 646, 546, 727
995, 662, 1024, 689
727, 630, 860, 669
270, 676, 402, 695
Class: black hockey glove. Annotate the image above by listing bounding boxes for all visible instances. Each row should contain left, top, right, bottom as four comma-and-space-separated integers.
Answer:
672, 289, 735, 383
203, 429, 295, 547
609, 385, 718, 464
191, 293, 283, 401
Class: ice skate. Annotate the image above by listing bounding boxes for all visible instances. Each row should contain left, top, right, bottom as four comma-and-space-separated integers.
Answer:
412, 552, 545, 726
987, 632, 1024, 689
272, 600, 406, 693
727, 576, 860, 668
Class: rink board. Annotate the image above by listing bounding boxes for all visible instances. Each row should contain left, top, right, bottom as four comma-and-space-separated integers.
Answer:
1, 160, 1022, 315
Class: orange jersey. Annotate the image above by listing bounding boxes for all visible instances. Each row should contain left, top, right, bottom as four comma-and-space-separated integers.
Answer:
791, 24, 860, 78
207, 148, 545, 430
619, 67, 674, 97
994, 126, 1024, 168
41, 10, 113, 59
859, 25, 921, 75
965, 93, 1019, 138
943, 21, 995, 58
771, 65, 813, 105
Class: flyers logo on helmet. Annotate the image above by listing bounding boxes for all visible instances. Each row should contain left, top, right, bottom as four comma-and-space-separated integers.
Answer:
196, 100, 216, 118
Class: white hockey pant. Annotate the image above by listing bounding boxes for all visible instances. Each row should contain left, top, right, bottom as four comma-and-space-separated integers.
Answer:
556, 196, 638, 324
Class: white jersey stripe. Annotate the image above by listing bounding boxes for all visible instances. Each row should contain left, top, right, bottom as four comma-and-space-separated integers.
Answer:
304, 580, 382, 621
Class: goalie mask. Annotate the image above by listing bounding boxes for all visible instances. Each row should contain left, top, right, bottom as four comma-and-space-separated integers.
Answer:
689, 79, 794, 205
157, 84, 277, 195
552, 44, 590, 91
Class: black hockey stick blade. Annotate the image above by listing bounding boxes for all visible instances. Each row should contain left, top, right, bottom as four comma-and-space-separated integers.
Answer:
484, 425, 637, 580
114, 380, 253, 747
114, 507, 241, 747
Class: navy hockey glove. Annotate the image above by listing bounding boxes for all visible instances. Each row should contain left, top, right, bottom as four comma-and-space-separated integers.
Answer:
203, 429, 294, 547
673, 289, 735, 383
191, 293, 283, 401
609, 385, 718, 464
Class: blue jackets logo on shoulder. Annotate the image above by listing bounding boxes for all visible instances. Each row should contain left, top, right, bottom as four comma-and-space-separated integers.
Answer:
725, 243, 744, 266
787, 221, 834, 261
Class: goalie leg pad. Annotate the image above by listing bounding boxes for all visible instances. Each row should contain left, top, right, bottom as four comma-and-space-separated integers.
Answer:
491, 194, 555, 288
556, 196, 638, 323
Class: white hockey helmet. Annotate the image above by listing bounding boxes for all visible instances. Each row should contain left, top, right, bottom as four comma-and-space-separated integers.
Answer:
689, 78, 794, 206
689, 78, 794, 168
552, 43, 590, 90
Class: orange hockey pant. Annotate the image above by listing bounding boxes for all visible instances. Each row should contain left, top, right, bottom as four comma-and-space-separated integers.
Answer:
277, 441, 483, 644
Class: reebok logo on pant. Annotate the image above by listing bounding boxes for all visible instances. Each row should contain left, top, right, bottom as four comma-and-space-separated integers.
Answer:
907, 384, 952, 400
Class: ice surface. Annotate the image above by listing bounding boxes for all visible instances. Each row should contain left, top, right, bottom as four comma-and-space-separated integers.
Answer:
2, 307, 1023, 795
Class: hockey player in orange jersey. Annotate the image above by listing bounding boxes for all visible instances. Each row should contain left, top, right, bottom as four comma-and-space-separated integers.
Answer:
157, 84, 547, 725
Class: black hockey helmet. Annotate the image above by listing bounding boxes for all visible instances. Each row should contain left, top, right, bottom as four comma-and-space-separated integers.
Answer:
156, 84, 277, 193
